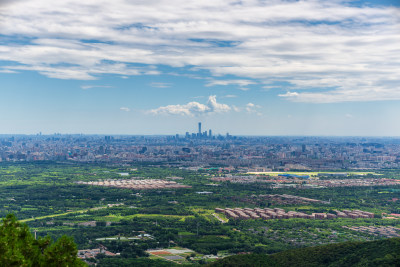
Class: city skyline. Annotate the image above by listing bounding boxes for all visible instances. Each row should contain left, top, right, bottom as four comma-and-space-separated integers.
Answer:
1, 0, 400, 136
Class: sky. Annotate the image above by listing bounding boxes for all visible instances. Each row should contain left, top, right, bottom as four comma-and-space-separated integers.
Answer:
0, 0, 399, 136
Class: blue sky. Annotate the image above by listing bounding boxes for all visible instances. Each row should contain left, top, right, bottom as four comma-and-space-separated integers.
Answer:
0, 0, 399, 136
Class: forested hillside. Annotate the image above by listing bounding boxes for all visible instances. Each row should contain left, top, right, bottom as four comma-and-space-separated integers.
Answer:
209, 238, 400, 267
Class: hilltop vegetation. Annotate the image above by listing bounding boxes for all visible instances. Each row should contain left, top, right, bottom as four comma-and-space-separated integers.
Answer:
0, 214, 84, 266
209, 238, 400, 267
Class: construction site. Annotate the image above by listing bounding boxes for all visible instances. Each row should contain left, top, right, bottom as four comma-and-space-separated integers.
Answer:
76, 179, 191, 190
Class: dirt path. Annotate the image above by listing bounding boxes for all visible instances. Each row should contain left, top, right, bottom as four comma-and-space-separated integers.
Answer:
212, 213, 227, 223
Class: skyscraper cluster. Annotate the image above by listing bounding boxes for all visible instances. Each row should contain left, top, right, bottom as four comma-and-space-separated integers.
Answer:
185, 122, 213, 139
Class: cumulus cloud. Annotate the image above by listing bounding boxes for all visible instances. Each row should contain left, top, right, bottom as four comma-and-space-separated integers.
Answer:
0, 0, 399, 102
245, 103, 262, 115
149, 95, 230, 116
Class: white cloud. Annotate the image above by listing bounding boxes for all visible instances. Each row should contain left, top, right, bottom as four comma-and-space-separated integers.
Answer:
262, 85, 281, 91
150, 82, 172, 88
232, 105, 240, 112
207, 95, 231, 113
0, 69, 17, 73
245, 102, 262, 114
149, 95, 230, 116
279, 92, 299, 98
279, 88, 400, 103
0, 0, 399, 102
205, 79, 256, 88
223, 94, 237, 98
81, 85, 113, 90
120, 107, 130, 112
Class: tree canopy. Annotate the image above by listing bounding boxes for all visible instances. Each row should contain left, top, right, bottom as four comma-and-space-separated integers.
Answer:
0, 214, 85, 266
208, 238, 400, 267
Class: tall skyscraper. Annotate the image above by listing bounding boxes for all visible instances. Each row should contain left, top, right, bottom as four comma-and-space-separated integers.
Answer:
209, 129, 212, 137
198, 122, 202, 134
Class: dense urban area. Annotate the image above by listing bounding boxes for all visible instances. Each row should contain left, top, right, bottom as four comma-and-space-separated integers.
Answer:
1, 132, 400, 265
2, 133, 400, 170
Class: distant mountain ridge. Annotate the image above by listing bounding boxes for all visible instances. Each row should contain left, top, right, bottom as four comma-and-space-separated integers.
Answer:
208, 238, 400, 267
